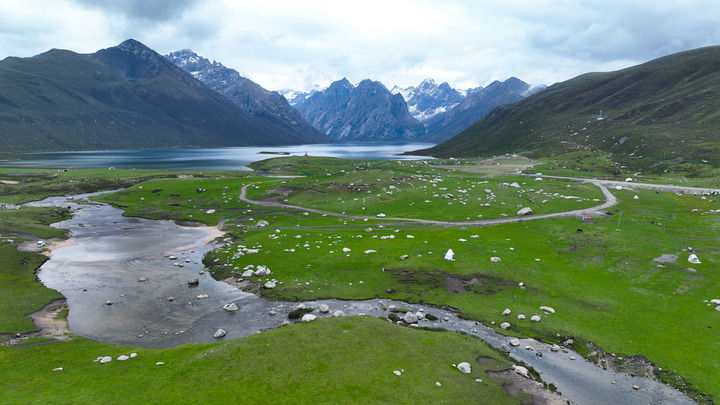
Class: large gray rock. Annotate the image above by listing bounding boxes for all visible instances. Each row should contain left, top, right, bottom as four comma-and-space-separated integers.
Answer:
213, 328, 226, 338
318, 304, 330, 313
222, 303, 239, 312
516, 207, 533, 216
332, 310, 345, 317
301, 314, 317, 322
500, 322, 511, 330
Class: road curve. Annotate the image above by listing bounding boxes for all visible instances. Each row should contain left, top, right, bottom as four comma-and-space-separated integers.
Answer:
239, 180, 618, 227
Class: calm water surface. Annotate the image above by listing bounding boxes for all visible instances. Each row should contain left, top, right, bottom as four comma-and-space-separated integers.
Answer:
0, 143, 434, 170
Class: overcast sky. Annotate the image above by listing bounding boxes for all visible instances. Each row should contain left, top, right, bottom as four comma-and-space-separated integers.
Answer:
1, 0, 719, 92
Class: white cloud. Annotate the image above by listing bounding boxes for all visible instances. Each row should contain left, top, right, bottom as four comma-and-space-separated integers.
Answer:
0, 0, 718, 91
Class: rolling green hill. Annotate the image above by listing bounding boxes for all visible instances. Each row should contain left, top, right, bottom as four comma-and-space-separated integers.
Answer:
0, 40, 325, 152
418, 46, 720, 171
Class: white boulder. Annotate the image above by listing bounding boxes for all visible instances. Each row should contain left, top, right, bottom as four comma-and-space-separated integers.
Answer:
301, 314, 317, 322
490, 257, 501, 263
117, 355, 129, 361
530, 315, 541, 322
513, 365, 529, 378
222, 303, 239, 312
457, 362, 472, 374
241, 270, 254, 278
444, 249, 455, 261
213, 328, 226, 338
318, 304, 330, 313
333, 310, 345, 317
99, 356, 112, 364
263, 281, 276, 289
539, 306, 555, 313
688, 254, 701, 264
403, 312, 419, 324
516, 207, 533, 216
500, 322, 511, 330
502, 308, 511, 316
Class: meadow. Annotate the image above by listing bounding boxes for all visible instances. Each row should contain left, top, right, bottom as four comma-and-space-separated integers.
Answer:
1, 157, 718, 403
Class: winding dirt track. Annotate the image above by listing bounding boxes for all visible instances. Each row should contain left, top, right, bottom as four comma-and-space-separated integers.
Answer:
240, 176, 720, 227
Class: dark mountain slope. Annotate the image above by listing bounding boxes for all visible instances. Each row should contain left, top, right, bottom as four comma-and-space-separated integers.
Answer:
419, 46, 720, 167
0, 39, 318, 152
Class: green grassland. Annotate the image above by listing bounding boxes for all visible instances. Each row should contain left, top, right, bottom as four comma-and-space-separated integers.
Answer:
2, 158, 719, 403
1, 316, 528, 405
97, 157, 720, 401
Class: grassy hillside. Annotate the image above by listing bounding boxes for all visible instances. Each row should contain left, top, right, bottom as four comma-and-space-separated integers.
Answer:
420, 46, 720, 171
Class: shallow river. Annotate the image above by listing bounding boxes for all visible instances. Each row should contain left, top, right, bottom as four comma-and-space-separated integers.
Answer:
31, 193, 694, 405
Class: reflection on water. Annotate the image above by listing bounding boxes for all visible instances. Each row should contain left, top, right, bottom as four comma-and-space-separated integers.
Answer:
0, 143, 435, 170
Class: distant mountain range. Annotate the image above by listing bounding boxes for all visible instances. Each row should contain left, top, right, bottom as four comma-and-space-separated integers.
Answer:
290, 77, 542, 143
0, 39, 327, 152
417, 46, 720, 168
391, 79, 466, 122
292, 78, 426, 142
165, 50, 328, 144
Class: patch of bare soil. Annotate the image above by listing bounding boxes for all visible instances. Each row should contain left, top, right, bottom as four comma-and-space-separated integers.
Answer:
487, 369, 568, 405
2, 299, 70, 347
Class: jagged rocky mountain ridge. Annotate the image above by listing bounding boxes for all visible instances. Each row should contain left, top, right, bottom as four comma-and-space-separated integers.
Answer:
391, 78, 467, 122
292, 78, 426, 142
0, 39, 328, 152
289, 76, 543, 143
166, 50, 329, 144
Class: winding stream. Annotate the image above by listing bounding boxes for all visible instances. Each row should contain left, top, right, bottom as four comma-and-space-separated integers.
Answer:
30, 193, 695, 405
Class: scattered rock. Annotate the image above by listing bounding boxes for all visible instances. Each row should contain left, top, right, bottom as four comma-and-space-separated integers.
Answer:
502, 308, 511, 316
187, 278, 199, 286
269, 310, 277, 316
517, 207, 533, 216
332, 310, 345, 317
138, 277, 147, 282
167, 297, 175, 302
399, 254, 409, 260
403, 312, 419, 324
263, 281, 276, 289
364, 249, 377, 254
318, 304, 330, 313
435, 381, 441, 387
342, 247, 351, 252
155, 362, 164, 366
213, 328, 226, 338
499, 344, 510, 353
490, 257, 501, 263
500, 322, 511, 330
509, 338, 520, 347
130, 353, 137, 358
444, 249, 455, 261
205, 209, 216, 214
117, 355, 129, 361
530, 315, 541, 322
688, 254, 701, 264
393, 370, 402, 376
52, 367, 63, 371
241, 270, 254, 278
222, 303, 239, 312
539, 306, 555, 313
550, 344, 561, 352
256, 220, 269, 227
512, 365, 529, 378
517, 314, 526, 320
196, 294, 208, 299
632, 385, 640, 390
99, 356, 112, 364
105, 300, 113, 305
301, 314, 317, 322
457, 362, 471, 374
